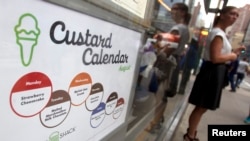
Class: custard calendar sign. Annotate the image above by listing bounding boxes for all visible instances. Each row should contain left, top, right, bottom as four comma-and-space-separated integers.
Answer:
0, 0, 140, 140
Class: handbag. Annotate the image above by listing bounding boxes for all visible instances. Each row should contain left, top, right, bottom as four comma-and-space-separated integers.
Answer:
148, 70, 159, 93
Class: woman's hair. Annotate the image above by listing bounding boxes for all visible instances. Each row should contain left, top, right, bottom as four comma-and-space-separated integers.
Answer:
173, 3, 191, 25
213, 6, 237, 27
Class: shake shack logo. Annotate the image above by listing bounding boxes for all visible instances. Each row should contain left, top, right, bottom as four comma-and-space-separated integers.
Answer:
48, 127, 76, 141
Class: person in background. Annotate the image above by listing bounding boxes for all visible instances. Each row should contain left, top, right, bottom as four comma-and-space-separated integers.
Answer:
178, 36, 199, 94
179, 47, 188, 71
241, 58, 250, 124
144, 2, 191, 133
235, 57, 249, 88
162, 2, 191, 97
184, 6, 245, 141
244, 105, 250, 123
228, 55, 239, 92
137, 35, 163, 89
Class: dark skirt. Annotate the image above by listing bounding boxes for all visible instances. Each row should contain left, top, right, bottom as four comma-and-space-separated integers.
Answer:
188, 61, 227, 110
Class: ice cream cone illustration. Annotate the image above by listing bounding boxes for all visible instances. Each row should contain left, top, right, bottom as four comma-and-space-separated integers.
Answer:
14, 13, 40, 66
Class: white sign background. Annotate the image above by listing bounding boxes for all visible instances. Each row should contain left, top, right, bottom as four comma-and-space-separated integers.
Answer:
0, 0, 141, 141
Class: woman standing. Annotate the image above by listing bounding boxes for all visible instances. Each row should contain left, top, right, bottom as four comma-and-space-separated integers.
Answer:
184, 6, 245, 141
161, 2, 191, 97
145, 2, 191, 133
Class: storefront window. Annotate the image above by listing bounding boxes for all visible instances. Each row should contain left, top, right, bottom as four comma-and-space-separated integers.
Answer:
44, 0, 195, 140
2, 0, 196, 140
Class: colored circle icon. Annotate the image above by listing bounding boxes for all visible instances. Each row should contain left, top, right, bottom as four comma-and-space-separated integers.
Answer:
113, 98, 125, 119
90, 102, 106, 128
10, 72, 52, 117
69, 72, 92, 106
105, 92, 118, 115
40, 90, 71, 128
85, 83, 104, 111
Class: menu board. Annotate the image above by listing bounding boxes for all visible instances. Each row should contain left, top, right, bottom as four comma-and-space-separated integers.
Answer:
0, 0, 141, 140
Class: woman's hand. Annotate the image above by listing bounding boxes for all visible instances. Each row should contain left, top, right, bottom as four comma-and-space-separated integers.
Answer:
160, 44, 176, 57
229, 52, 238, 61
233, 45, 246, 55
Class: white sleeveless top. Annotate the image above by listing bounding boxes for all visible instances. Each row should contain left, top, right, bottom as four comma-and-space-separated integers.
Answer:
203, 28, 232, 61
237, 60, 249, 74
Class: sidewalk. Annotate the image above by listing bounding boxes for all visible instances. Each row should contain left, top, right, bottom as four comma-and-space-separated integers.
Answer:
171, 79, 250, 141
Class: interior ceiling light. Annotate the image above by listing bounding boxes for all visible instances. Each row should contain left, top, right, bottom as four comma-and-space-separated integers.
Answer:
158, 0, 171, 11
